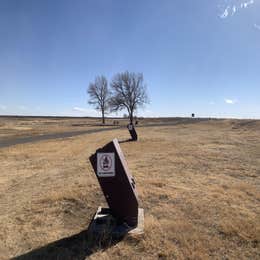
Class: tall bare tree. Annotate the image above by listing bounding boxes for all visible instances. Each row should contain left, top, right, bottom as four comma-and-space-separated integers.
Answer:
110, 71, 148, 124
87, 75, 110, 124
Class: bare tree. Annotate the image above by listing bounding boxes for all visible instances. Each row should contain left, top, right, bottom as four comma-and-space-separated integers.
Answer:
87, 75, 110, 124
110, 71, 148, 124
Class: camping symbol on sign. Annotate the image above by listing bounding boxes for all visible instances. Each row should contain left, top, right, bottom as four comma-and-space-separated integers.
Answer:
101, 155, 111, 170
97, 153, 115, 177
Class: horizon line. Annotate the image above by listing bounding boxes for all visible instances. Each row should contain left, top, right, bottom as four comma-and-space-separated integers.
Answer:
0, 115, 259, 120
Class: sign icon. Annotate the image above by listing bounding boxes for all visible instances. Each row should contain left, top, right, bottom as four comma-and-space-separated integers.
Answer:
100, 154, 112, 171
127, 124, 138, 141
128, 124, 133, 131
97, 153, 115, 177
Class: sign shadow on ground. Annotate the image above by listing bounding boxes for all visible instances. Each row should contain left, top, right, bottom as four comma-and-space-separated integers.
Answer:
12, 213, 127, 260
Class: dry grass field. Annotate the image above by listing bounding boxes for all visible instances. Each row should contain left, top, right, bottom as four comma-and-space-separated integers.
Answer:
0, 117, 126, 141
0, 117, 259, 259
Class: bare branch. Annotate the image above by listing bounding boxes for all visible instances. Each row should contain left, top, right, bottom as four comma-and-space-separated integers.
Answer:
87, 75, 110, 124
110, 71, 149, 123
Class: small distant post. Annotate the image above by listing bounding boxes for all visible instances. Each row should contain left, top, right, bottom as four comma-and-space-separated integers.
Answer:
127, 123, 138, 141
191, 113, 195, 118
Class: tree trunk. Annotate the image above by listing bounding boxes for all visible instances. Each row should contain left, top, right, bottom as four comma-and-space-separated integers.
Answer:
102, 109, 105, 124
129, 111, 133, 124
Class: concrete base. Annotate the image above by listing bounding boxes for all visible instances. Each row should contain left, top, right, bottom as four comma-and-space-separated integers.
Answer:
128, 208, 144, 236
88, 207, 144, 240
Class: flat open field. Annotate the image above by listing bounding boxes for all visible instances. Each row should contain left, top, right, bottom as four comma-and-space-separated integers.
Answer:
0, 117, 125, 140
0, 117, 259, 259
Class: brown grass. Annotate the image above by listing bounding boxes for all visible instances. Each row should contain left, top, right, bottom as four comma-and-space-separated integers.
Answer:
0, 119, 259, 259
0, 117, 129, 140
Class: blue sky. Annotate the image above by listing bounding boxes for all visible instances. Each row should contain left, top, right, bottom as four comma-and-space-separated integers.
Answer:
0, 0, 259, 118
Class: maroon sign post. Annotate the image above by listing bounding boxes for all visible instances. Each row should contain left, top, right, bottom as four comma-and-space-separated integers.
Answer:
89, 138, 139, 227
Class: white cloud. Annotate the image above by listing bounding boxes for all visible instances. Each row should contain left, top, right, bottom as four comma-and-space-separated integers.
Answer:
254, 24, 260, 30
72, 107, 100, 116
220, 6, 230, 18
73, 107, 88, 112
219, 0, 255, 19
224, 98, 237, 104
139, 110, 159, 117
231, 6, 237, 16
0, 105, 7, 110
18, 105, 27, 110
241, 0, 254, 8
137, 106, 160, 117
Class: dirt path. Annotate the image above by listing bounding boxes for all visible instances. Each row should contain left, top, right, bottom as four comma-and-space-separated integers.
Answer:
0, 119, 209, 149
0, 127, 121, 149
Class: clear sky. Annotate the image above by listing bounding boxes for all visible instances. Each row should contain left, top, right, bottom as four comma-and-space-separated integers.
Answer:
0, 0, 259, 118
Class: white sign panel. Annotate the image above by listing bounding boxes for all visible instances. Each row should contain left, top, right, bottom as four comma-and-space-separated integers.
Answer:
97, 153, 115, 177
128, 124, 133, 130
